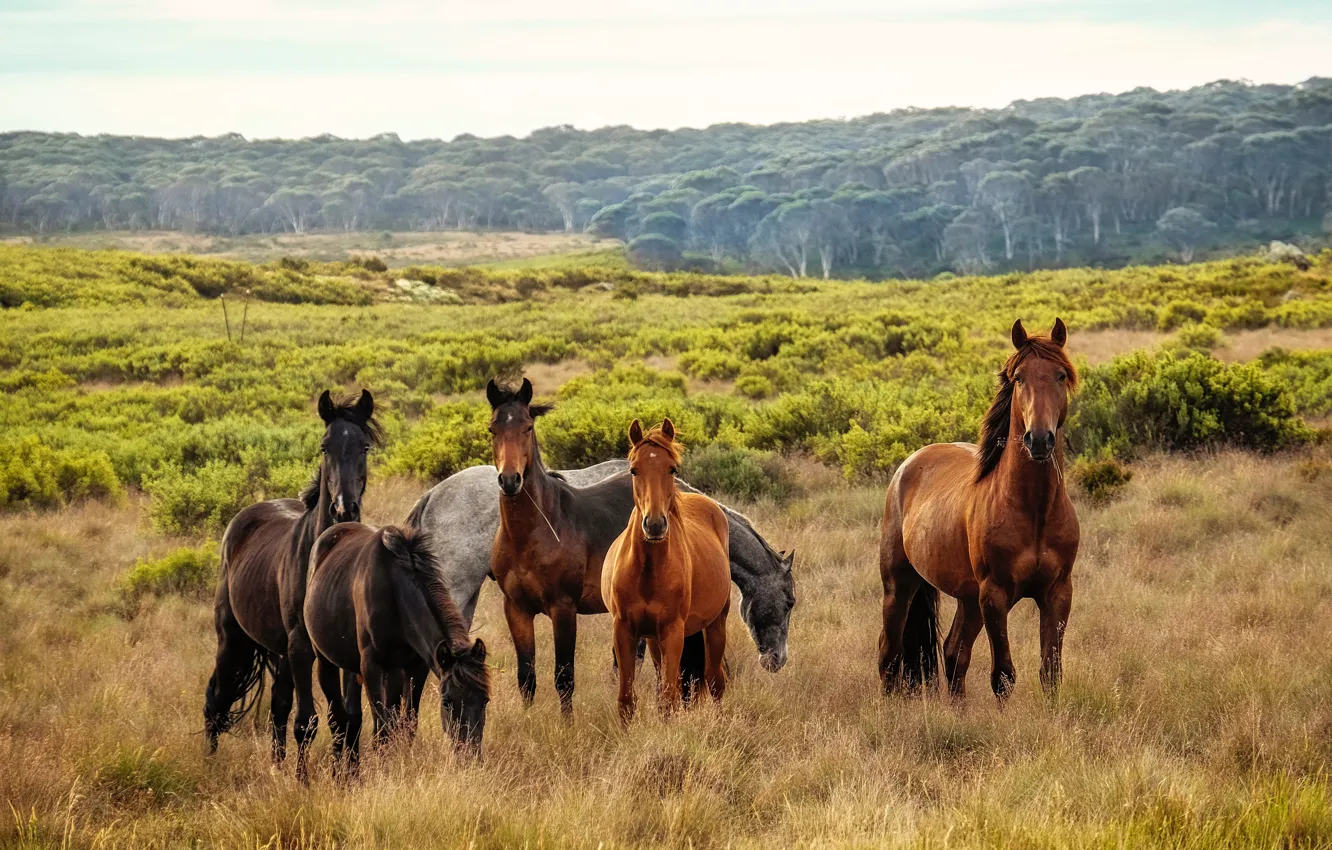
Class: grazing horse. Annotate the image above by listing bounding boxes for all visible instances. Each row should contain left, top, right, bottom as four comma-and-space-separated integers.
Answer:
405, 460, 795, 673
878, 319, 1079, 699
305, 523, 490, 768
603, 420, 730, 722
488, 378, 645, 715
203, 389, 379, 775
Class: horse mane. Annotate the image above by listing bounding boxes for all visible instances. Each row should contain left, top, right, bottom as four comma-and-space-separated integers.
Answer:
975, 335, 1078, 482
487, 381, 554, 418
721, 504, 783, 564
384, 526, 489, 693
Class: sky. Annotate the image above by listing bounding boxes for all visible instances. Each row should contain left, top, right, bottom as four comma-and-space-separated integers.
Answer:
1, 0, 1329, 141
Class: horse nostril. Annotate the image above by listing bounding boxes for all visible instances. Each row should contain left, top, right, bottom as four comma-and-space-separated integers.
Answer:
1045, 432, 1056, 452
1023, 432, 1033, 449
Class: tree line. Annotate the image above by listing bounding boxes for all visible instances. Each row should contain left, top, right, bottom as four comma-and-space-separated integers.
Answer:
3, 77, 1331, 277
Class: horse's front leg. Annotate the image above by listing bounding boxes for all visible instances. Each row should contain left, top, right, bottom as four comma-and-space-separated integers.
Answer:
503, 597, 538, 707
979, 580, 1017, 700
612, 616, 638, 724
402, 660, 429, 743
1038, 577, 1073, 698
317, 656, 349, 776
657, 619, 685, 716
943, 596, 983, 699
551, 603, 578, 717
269, 655, 294, 766
361, 649, 393, 748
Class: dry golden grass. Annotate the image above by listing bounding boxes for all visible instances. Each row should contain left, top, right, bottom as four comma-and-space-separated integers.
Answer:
1071, 327, 1332, 366
3, 452, 1332, 848
0, 231, 604, 267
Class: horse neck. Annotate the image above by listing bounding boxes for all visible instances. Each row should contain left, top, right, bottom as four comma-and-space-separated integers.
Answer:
289, 463, 335, 569
993, 407, 1066, 517
498, 439, 561, 540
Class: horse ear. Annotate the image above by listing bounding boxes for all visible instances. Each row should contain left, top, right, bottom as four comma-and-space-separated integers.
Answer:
354, 389, 374, 422
436, 641, 456, 670
628, 419, 644, 446
1051, 317, 1068, 348
485, 379, 504, 409
782, 549, 795, 571
317, 390, 335, 423
469, 638, 487, 662
517, 378, 533, 405
661, 417, 675, 441
1011, 319, 1028, 350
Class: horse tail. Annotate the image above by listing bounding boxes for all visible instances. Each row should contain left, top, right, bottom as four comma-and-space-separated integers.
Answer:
203, 533, 274, 745
404, 490, 430, 532
901, 583, 940, 690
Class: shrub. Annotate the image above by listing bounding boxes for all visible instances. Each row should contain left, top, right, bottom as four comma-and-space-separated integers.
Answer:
681, 444, 797, 503
678, 350, 745, 380
143, 450, 307, 536
1071, 350, 1311, 458
0, 436, 123, 512
627, 234, 683, 271
121, 544, 219, 602
1071, 456, 1134, 504
735, 374, 774, 399
1157, 300, 1208, 330
382, 401, 492, 481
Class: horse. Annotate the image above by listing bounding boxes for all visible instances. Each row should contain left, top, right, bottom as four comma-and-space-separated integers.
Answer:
878, 319, 1079, 700
405, 460, 794, 673
487, 378, 648, 715
203, 389, 379, 779
603, 419, 731, 722
305, 523, 490, 768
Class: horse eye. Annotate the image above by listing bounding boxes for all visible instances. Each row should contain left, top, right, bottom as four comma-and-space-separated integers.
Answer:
630, 469, 638, 477
670, 467, 678, 476
320, 446, 328, 454
1057, 372, 1067, 382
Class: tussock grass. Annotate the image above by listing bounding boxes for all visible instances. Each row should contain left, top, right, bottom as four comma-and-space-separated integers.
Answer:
2, 452, 1331, 847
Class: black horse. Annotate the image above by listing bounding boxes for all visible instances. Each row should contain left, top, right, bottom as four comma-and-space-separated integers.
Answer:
305, 523, 490, 768
203, 389, 379, 781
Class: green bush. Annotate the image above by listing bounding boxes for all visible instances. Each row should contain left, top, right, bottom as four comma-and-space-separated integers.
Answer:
121, 544, 219, 602
1070, 456, 1134, 503
143, 450, 308, 536
382, 401, 491, 481
1157, 300, 1208, 330
0, 436, 123, 511
1072, 350, 1311, 457
681, 444, 797, 503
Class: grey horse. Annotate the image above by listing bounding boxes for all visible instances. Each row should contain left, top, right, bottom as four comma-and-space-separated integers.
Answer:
407, 460, 795, 672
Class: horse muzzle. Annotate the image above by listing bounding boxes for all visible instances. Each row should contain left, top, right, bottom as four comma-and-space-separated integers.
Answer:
497, 472, 523, 497
1023, 429, 1056, 462
759, 647, 788, 673
641, 516, 669, 542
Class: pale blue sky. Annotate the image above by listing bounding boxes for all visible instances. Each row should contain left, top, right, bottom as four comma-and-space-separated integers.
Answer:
2, 0, 1329, 139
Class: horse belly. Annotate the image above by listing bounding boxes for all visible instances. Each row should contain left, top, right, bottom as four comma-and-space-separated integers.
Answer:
227, 555, 287, 653
901, 509, 974, 598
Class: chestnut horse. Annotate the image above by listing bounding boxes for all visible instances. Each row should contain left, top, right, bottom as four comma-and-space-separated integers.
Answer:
603, 419, 730, 722
878, 319, 1079, 699
305, 523, 490, 768
204, 390, 379, 773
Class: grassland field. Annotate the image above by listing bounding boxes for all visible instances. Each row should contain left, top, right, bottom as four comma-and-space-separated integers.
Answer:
2, 244, 1332, 847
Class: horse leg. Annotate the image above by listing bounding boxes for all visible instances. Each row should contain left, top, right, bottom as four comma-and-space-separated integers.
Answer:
403, 660, 428, 743
203, 601, 262, 754
1038, 577, 1073, 698
341, 670, 364, 777
877, 567, 922, 693
657, 620, 685, 716
612, 617, 638, 724
268, 656, 294, 766
551, 603, 578, 717
385, 669, 407, 743
317, 656, 349, 775
287, 629, 318, 783
979, 580, 1017, 700
942, 597, 983, 699
503, 597, 538, 707
703, 599, 730, 703
680, 632, 705, 705
362, 649, 393, 749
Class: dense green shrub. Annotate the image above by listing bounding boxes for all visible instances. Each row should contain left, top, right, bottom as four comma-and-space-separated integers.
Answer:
120, 544, 220, 601
0, 436, 123, 511
681, 444, 797, 503
1072, 350, 1310, 457
381, 401, 491, 481
1157, 300, 1208, 330
143, 450, 308, 536
1070, 456, 1134, 503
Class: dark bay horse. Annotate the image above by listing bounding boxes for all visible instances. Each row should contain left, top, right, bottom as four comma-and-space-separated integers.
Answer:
487, 378, 637, 716
603, 420, 730, 722
203, 389, 379, 775
879, 319, 1080, 699
306, 523, 489, 767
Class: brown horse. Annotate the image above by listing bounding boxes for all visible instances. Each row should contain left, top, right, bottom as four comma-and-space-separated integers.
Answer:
878, 319, 1079, 699
204, 390, 379, 773
602, 419, 730, 722
487, 378, 639, 715
305, 523, 490, 768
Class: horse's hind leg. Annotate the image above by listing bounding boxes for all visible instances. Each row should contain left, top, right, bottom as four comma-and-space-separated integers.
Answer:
680, 632, 705, 704
1038, 577, 1073, 698
317, 656, 349, 775
203, 604, 263, 754
979, 580, 1017, 700
503, 598, 538, 707
942, 597, 983, 699
268, 656, 294, 765
702, 600, 730, 703
878, 564, 924, 693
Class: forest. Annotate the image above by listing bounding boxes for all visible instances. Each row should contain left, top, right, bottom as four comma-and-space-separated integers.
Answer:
4, 78, 1332, 278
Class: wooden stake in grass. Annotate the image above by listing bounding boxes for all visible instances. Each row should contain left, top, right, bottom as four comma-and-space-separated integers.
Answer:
239, 289, 251, 344
220, 294, 232, 342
